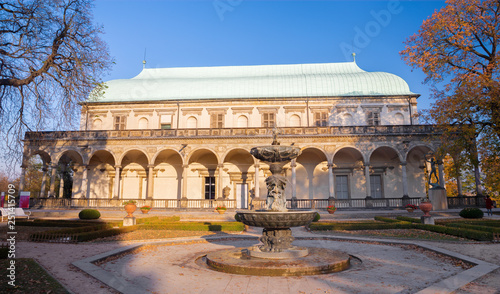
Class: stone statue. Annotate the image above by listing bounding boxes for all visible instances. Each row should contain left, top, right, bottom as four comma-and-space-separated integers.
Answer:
265, 175, 288, 211
222, 186, 231, 199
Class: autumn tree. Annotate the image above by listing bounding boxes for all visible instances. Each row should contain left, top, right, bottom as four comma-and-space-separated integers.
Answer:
401, 0, 500, 195
0, 0, 111, 167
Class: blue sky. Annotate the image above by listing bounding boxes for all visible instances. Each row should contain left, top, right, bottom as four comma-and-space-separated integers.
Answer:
93, 0, 446, 111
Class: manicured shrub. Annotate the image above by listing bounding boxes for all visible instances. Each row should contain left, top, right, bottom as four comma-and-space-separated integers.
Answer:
234, 213, 241, 222
374, 216, 402, 223
459, 208, 484, 219
396, 216, 422, 223
312, 212, 321, 222
139, 221, 245, 231
78, 209, 101, 220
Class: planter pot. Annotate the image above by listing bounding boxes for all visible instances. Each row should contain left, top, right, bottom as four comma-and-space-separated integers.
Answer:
124, 204, 137, 217
327, 209, 336, 214
406, 208, 414, 213
419, 201, 433, 217
216, 209, 226, 214
141, 209, 150, 214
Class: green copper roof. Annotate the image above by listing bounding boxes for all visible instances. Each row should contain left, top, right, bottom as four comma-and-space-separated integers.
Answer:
90, 62, 416, 102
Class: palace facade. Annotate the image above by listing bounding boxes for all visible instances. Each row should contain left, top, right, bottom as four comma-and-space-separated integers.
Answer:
21, 61, 443, 209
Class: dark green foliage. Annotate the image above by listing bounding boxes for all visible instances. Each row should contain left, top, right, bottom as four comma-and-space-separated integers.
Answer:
309, 222, 412, 231
412, 224, 492, 241
16, 219, 101, 227
78, 209, 101, 220
459, 208, 484, 219
396, 216, 422, 223
313, 212, 321, 222
443, 223, 500, 234
76, 226, 138, 242
139, 222, 244, 231
374, 216, 402, 223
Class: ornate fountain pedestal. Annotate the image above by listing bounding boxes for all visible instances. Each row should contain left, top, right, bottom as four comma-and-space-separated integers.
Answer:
205, 133, 351, 276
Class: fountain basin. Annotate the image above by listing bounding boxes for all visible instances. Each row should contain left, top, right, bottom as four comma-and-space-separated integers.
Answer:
250, 145, 302, 163
236, 210, 317, 229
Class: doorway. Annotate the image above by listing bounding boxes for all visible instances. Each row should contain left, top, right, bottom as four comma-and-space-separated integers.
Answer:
236, 183, 248, 209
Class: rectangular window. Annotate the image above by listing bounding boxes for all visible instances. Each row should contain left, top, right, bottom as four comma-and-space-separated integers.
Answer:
205, 176, 216, 200
370, 175, 383, 198
315, 112, 328, 127
335, 175, 349, 199
161, 123, 172, 129
262, 113, 275, 128
210, 113, 224, 128
114, 116, 126, 130
367, 111, 380, 126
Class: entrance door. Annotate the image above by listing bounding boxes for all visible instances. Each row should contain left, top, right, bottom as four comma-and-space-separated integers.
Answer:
236, 183, 248, 209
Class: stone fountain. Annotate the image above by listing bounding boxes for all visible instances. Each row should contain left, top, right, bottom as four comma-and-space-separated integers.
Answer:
205, 130, 351, 276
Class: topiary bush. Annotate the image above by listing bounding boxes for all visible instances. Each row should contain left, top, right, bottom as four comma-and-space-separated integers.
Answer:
78, 209, 101, 220
459, 208, 484, 219
312, 212, 321, 222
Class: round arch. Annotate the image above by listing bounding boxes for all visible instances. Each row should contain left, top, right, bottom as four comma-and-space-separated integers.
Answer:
153, 149, 184, 200
294, 147, 329, 200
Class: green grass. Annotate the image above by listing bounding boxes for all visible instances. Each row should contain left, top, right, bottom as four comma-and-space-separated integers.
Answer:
0, 258, 69, 293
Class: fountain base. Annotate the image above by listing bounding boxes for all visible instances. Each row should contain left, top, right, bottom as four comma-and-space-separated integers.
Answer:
205, 247, 350, 276
247, 245, 309, 259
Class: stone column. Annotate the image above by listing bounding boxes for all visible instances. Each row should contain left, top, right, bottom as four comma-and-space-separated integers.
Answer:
113, 165, 121, 199
81, 165, 88, 199
364, 164, 371, 197
217, 164, 224, 199
328, 163, 335, 199
291, 160, 297, 200
437, 159, 445, 188
49, 165, 58, 197
147, 164, 154, 199
40, 166, 48, 198
254, 163, 260, 199
401, 162, 409, 197
59, 175, 65, 198
182, 164, 188, 198
19, 165, 27, 191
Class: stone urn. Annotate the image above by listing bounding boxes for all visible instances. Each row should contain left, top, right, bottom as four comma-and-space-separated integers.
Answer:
124, 204, 137, 217
327, 206, 337, 214
419, 201, 432, 216
406, 208, 414, 213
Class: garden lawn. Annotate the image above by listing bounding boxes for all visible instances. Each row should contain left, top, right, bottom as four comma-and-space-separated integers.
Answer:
0, 258, 69, 293
318, 228, 465, 241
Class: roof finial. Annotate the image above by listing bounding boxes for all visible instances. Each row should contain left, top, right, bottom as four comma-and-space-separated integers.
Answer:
352, 52, 356, 63
142, 48, 147, 69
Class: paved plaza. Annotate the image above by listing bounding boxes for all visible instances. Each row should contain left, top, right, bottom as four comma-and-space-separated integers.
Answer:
9, 209, 500, 293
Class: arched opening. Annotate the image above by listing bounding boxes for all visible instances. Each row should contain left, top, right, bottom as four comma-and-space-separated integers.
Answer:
406, 146, 433, 198
294, 148, 328, 200
56, 150, 84, 199
343, 113, 353, 126
289, 114, 301, 127
138, 117, 149, 129
188, 149, 218, 201
237, 115, 248, 128
154, 149, 183, 200
93, 119, 102, 130
223, 148, 254, 208
187, 116, 197, 129
369, 147, 402, 198
120, 150, 149, 199
333, 147, 364, 200
88, 150, 116, 199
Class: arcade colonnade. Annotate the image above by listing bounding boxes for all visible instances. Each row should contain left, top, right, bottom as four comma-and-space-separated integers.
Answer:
19, 141, 443, 208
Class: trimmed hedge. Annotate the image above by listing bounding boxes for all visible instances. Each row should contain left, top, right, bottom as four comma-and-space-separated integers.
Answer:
459, 208, 484, 219
374, 216, 402, 223
136, 216, 181, 224
309, 222, 413, 231
79, 209, 101, 220
412, 223, 492, 241
443, 223, 500, 234
139, 222, 244, 231
396, 216, 422, 224
16, 220, 101, 227
76, 226, 138, 242
313, 212, 321, 222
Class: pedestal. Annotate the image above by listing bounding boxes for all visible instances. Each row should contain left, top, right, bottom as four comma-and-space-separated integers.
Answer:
123, 216, 136, 226
429, 186, 448, 210
421, 215, 435, 225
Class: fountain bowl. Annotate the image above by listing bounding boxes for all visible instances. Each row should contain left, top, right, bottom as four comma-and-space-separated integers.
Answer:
236, 210, 317, 229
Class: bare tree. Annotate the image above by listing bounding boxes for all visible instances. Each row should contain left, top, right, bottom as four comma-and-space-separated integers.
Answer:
0, 0, 112, 168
